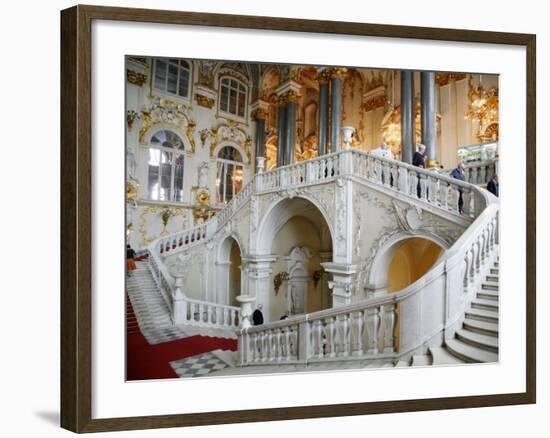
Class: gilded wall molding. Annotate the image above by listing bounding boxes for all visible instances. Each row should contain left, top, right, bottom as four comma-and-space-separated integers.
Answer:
127, 69, 148, 87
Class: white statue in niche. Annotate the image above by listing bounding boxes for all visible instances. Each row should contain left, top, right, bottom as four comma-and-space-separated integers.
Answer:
286, 247, 311, 315
198, 162, 209, 188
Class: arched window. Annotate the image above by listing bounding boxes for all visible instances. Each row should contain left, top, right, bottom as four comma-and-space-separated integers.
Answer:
147, 130, 185, 202
153, 58, 191, 98
216, 146, 244, 204
219, 77, 247, 118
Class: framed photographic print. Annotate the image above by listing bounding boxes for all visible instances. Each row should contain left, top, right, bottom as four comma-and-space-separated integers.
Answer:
60, 4, 536, 433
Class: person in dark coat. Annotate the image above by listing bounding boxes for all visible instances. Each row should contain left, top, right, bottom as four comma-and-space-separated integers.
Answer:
450, 162, 466, 213
412, 144, 426, 168
252, 304, 264, 326
487, 174, 499, 197
413, 144, 426, 198
126, 244, 137, 276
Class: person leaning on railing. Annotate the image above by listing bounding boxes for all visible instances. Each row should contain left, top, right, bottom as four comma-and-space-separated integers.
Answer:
413, 144, 426, 198
450, 162, 466, 213
487, 174, 499, 197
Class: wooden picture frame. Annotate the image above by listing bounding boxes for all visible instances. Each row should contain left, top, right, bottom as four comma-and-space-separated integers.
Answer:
60, 4, 536, 433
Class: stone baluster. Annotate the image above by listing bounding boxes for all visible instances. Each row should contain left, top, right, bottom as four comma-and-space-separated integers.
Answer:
207, 305, 213, 325
215, 307, 222, 327
450, 185, 460, 213
312, 319, 324, 358
418, 173, 428, 200
427, 175, 436, 203
198, 303, 205, 325
398, 166, 409, 193
281, 328, 290, 360
390, 164, 398, 190
324, 317, 336, 358
350, 310, 364, 356
382, 162, 391, 187
408, 170, 417, 197
250, 333, 258, 363
290, 325, 298, 359
365, 307, 381, 355
336, 314, 350, 357
326, 157, 334, 178
383, 304, 397, 353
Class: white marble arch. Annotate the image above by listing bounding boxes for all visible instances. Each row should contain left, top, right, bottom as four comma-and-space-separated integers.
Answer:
254, 195, 334, 257
211, 140, 250, 165
215, 233, 244, 306
366, 230, 450, 296
143, 124, 194, 152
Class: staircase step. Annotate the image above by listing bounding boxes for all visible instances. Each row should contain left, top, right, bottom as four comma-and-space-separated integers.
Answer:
494, 262, 499, 268
486, 275, 499, 282
455, 329, 499, 353
465, 308, 499, 323
394, 360, 410, 368
471, 298, 499, 311
463, 319, 499, 337
477, 289, 499, 301
481, 282, 499, 291
411, 355, 433, 367
445, 339, 498, 363
490, 268, 499, 275
429, 347, 465, 365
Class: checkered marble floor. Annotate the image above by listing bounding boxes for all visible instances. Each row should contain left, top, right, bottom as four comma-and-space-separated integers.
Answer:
170, 352, 231, 378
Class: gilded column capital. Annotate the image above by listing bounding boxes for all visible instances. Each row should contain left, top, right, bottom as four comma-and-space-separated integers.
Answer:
250, 99, 270, 120
277, 90, 300, 105
315, 69, 332, 84
326, 67, 349, 81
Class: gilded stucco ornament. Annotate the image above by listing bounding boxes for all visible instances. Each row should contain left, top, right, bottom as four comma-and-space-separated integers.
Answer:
195, 94, 215, 109
210, 123, 249, 158
126, 69, 147, 86
138, 97, 194, 145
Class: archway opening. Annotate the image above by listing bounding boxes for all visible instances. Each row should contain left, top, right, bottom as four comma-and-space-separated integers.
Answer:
385, 237, 445, 351
217, 236, 242, 306
228, 239, 241, 306
258, 197, 333, 321
386, 237, 444, 292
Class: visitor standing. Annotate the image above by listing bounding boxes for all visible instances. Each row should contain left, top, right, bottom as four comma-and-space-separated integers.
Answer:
126, 244, 137, 276
450, 162, 466, 213
252, 304, 264, 326
487, 174, 499, 197
413, 144, 426, 197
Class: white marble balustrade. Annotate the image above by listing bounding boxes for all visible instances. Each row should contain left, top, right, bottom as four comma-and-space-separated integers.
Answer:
237, 202, 499, 367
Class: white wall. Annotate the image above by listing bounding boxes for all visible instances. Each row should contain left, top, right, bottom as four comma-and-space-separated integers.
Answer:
0, 1, 546, 438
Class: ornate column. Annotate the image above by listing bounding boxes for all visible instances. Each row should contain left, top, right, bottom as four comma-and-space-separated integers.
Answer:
285, 97, 297, 165
421, 71, 438, 168
276, 104, 287, 167
329, 68, 347, 152
245, 255, 277, 322
251, 100, 269, 172
320, 262, 357, 307
276, 80, 301, 166
400, 70, 415, 164
316, 70, 330, 156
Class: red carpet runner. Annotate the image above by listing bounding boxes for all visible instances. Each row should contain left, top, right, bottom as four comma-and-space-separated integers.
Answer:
126, 294, 237, 381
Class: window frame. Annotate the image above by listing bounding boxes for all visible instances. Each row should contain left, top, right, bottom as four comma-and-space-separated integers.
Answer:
218, 75, 249, 121
146, 130, 186, 203
215, 146, 245, 205
152, 58, 191, 100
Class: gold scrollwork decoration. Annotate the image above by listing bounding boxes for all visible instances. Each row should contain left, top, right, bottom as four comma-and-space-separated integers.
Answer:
127, 69, 148, 86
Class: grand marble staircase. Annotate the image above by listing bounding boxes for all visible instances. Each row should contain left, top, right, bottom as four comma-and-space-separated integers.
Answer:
132, 148, 499, 375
